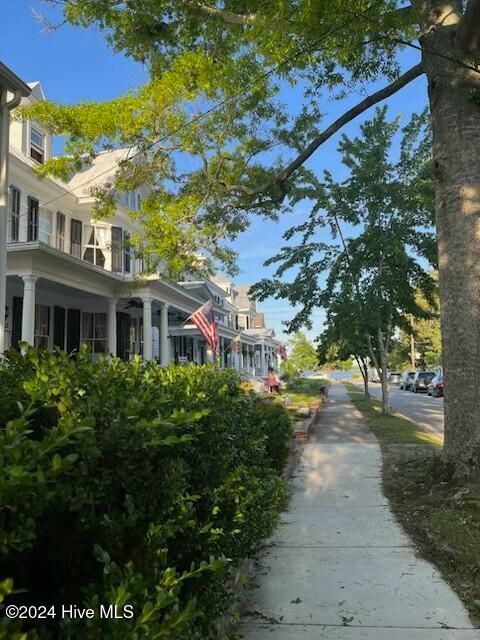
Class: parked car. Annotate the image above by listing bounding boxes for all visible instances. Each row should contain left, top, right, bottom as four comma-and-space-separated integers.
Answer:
427, 374, 444, 397
411, 371, 436, 393
388, 372, 401, 384
400, 371, 415, 390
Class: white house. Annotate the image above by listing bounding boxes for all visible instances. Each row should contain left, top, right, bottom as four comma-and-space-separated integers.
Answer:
2, 69, 282, 375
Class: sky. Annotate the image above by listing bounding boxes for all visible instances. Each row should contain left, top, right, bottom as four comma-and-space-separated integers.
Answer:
0, 0, 429, 343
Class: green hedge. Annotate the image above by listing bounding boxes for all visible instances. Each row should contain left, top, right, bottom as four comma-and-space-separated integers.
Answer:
0, 347, 291, 639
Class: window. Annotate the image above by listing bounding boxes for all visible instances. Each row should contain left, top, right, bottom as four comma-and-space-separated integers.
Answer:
70, 219, 82, 258
81, 312, 107, 355
27, 196, 39, 242
124, 231, 131, 274
34, 304, 50, 349
129, 191, 136, 210
83, 225, 108, 268
30, 126, 45, 163
9, 186, 20, 242
39, 209, 52, 244
137, 193, 142, 210
111, 226, 123, 273
56, 212, 66, 251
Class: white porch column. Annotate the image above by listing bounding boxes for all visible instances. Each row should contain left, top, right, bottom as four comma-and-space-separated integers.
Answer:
160, 302, 170, 366
142, 296, 153, 360
0, 84, 26, 354
107, 298, 117, 357
21, 275, 37, 346
260, 341, 266, 376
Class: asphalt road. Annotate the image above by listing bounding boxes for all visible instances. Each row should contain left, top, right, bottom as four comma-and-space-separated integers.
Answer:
366, 382, 445, 438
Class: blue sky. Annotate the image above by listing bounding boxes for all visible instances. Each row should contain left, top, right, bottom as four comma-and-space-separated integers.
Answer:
0, 0, 429, 342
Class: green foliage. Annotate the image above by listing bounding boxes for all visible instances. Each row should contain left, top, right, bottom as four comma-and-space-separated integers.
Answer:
253, 108, 435, 399
0, 347, 290, 639
286, 378, 329, 396
252, 401, 293, 475
345, 383, 442, 447
279, 359, 297, 383
29, 0, 420, 277
287, 332, 318, 372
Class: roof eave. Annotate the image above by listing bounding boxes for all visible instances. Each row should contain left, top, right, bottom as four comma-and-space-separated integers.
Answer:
0, 62, 31, 97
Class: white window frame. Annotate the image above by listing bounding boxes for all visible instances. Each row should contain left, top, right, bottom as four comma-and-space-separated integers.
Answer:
83, 224, 109, 268
34, 304, 50, 349
30, 125, 45, 163
81, 312, 107, 357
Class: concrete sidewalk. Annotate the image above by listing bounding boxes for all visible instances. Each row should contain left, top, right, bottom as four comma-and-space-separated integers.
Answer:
240, 384, 479, 639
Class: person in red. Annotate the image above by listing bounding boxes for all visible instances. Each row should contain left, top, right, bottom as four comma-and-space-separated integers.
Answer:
266, 366, 280, 394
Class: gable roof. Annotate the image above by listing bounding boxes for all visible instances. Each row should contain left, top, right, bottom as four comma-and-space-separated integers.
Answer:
67, 148, 133, 196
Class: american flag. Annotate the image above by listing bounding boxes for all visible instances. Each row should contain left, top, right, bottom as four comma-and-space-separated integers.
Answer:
229, 334, 242, 353
275, 344, 288, 361
187, 300, 219, 356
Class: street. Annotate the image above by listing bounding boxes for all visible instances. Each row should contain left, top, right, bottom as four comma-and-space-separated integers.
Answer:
366, 382, 445, 438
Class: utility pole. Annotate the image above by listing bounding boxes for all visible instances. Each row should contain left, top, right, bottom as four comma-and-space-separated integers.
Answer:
409, 315, 416, 370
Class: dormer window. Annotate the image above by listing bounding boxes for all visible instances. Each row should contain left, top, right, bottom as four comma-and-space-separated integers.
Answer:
30, 126, 45, 163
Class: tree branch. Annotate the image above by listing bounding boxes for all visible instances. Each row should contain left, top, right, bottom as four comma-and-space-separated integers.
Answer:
229, 64, 424, 199
184, 1, 257, 25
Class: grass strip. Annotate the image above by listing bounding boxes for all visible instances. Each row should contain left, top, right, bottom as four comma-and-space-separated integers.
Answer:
344, 382, 442, 447
344, 382, 480, 625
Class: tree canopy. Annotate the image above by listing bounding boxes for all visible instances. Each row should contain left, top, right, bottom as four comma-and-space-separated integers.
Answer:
287, 332, 318, 372
33, 0, 480, 475
251, 107, 436, 412
30, 0, 424, 277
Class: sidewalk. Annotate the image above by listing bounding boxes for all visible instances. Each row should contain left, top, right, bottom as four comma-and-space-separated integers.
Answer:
240, 384, 479, 639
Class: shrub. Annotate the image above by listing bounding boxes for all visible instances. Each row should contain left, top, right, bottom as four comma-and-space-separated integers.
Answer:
0, 347, 290, 639
252, 401, 293, 475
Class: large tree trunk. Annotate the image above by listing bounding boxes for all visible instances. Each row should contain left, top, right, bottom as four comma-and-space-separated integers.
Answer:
422, 9, 480, 476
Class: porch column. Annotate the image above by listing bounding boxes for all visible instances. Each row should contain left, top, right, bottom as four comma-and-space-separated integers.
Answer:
0, 84, 28, 354
107, 298, 117, 357
260, 341, 266, 376
21, 275, 37, 346
160, 302, 170, 366
142, 296, 153, 360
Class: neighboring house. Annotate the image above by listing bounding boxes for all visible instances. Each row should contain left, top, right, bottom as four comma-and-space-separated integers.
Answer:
4, 72, 281, 374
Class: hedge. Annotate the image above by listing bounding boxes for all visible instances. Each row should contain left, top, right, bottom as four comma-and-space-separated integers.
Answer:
0, 347, 292, 639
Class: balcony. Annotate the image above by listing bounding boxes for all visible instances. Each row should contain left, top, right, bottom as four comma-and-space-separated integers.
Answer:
7, 210, 134, 278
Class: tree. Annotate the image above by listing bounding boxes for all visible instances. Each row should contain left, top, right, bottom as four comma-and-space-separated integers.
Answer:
34, 0, 480, 473
252, 108, 436, 415
287, 332, 318, 372
317, 300, 371, 399
409, 287, 442, 369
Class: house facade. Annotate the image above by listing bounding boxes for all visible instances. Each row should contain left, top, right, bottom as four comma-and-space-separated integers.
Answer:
3, 74, 282, 375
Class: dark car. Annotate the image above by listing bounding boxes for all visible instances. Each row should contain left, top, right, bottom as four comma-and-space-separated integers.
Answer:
411, 371, 436, 393
388, 372, 401, 384
400, 371, 415, 390
427, 374, 444, 398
